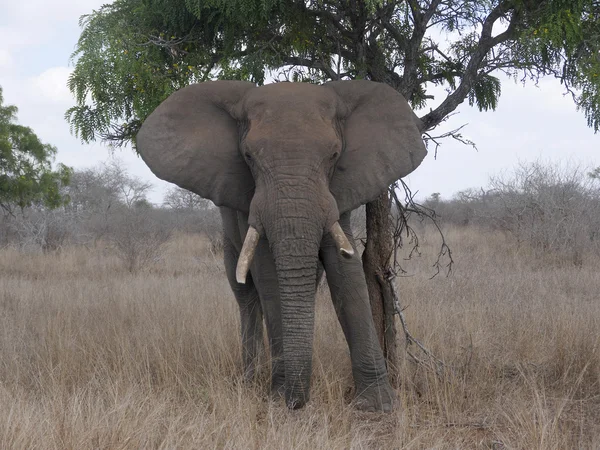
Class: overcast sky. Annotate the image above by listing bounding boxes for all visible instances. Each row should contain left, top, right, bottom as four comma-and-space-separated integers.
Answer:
1, 0, 598, 204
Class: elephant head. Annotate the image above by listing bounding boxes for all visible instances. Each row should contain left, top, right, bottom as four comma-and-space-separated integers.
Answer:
136, 80, 427, 408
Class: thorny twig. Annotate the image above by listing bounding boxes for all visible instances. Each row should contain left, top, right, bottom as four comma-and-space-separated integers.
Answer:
382, 180, 455, 376
389, 180, 454, 278
383, 267, 447, 377
422, 120, 477, 159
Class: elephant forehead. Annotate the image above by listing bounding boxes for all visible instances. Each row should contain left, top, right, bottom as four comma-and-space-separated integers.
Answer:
246, 125, 341, 150
244, 83, 338, 120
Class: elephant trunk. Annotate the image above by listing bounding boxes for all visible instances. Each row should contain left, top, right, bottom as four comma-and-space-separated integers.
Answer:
262, 180, 331, 409
273, 234, 320, 409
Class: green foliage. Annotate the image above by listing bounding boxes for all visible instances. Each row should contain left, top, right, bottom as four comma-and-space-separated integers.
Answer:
513, 0, 600, 131
0, 87, 72, 213
66, 0, 600, 145
468, 74, 502, 111
66, 0, 303, 144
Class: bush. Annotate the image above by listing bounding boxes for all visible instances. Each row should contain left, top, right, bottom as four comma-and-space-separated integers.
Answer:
0, 208, 82, 252
432, 161, 600, 264
161, 186, 223, 254
109, 206, 171, 273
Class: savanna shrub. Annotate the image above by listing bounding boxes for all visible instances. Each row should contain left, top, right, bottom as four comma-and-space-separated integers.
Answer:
430, 161, 600, 264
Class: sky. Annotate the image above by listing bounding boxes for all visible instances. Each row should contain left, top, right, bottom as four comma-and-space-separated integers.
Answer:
1, 0, 598, 204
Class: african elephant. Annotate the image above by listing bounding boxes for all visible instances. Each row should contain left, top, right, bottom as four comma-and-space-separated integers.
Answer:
136, 80, 427, 412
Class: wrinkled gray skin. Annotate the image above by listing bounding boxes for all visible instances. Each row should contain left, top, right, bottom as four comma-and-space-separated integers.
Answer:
136, 80, 427, 412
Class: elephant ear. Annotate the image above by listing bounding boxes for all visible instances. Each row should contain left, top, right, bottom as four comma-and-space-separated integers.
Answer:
325, 80, 427, 214
136, 81, 256, 212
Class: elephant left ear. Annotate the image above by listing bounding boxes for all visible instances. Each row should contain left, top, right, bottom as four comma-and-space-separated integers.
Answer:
324, 80, 428, 214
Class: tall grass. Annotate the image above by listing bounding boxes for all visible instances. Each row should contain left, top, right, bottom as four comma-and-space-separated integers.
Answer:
0, 228, 598, 449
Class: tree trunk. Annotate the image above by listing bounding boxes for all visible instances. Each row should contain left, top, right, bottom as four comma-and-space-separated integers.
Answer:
362, 191, 398, 384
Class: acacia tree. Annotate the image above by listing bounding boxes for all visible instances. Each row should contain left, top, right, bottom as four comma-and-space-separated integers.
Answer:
1, 86, 71, 215
67, 0, 600, 367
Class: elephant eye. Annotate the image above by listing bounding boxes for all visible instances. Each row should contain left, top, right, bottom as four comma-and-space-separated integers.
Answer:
244, 152, 252, 161
330, 151, 339, 161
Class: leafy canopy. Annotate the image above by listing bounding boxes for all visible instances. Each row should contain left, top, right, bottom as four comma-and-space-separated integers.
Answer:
67, 0, 600, 146
1, 87, 72, 213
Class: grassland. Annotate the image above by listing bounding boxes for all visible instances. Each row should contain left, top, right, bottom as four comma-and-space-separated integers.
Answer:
0, 227, 598, 449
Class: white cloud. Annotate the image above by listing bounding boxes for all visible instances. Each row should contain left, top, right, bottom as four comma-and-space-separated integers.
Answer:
0, 1, 172, 203
30, 67, 73, 104
0, 49, 14, 70
0, 0, 106, 50
406, 76, 599, 200
3, 0, 104, 22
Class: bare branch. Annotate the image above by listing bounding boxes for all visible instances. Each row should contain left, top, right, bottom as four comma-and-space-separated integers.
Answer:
423, 123, 477, 159
381, 268, 446, 376
389, 180, 454, 278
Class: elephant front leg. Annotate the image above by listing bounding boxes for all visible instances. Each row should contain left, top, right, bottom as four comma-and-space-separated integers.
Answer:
319, 213, 396, 413
238, 290, 264, 382
224, 237, 264, 382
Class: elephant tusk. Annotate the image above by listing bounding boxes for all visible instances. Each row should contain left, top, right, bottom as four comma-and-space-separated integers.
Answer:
330, 222, 354, 258
236, 226, 260, 284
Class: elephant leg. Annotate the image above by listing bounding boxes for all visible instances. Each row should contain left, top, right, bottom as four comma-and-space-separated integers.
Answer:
223, 236, 264, 382
250, 238, 286, 397
319, 212, 395, 413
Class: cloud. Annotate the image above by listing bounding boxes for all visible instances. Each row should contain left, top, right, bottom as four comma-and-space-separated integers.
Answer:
0, 49, 14, 71
406, 76, 598, 200
0, 0, 106, 50
3, 0, 104, 22
1, 66, 74, 121
30, 67, 73, 104
0, 1, 174, 204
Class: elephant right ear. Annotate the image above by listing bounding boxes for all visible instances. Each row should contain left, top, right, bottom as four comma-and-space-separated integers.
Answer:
136, 81, 256, 212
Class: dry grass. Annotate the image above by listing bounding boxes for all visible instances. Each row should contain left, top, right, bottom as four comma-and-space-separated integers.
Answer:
0, 227, 599, 449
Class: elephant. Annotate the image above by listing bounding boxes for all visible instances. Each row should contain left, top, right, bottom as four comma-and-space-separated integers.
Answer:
136, 80, 427, 412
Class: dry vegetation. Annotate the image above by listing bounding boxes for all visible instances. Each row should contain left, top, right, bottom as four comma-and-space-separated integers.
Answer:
1, 225, 599, 449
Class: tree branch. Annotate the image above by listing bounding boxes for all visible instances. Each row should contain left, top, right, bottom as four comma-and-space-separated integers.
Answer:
423, 122, 477, 159
401, 0, 444, 99
419, 1, 519, 130
304, 4, 351, 38
280, 56, 340, 80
